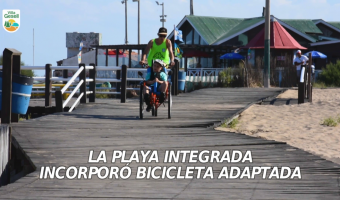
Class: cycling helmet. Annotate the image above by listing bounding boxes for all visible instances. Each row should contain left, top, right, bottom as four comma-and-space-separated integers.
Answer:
153, 59, 166, 68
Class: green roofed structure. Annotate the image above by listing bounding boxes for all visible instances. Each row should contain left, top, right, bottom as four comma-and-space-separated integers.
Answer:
328, 22, 340, 30
167, 14, 340, 70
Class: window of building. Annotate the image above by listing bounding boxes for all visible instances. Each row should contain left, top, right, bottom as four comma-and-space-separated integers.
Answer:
187, 57, 198, 68
200, 37, 208, 45
194, 29, 199, 44
186, 29, 193, 45
180, 57, 185, 69
200, 57, 212, 68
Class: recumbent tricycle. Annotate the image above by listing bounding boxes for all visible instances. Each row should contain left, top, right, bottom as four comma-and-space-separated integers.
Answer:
138, 63, 172, 119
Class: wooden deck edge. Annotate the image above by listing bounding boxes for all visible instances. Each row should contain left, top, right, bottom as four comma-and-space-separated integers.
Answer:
211, 89, 288, 129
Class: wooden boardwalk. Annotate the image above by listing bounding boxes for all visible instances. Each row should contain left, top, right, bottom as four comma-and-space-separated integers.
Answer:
1, 88, 340, 200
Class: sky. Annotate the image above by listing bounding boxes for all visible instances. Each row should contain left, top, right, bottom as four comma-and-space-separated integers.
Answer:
1, 0, 340, 76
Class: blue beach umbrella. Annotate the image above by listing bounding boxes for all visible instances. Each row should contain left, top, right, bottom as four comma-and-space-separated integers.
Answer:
220, 53, 245, 60
304, 51, 327, 59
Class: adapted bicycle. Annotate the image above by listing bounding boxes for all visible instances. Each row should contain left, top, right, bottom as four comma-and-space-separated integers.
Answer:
138, 68, 172, 119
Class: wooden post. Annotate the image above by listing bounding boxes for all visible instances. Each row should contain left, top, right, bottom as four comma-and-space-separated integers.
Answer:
129, 49, 132, 68
95, 48, 98, 66
116, 49, 119, 66
45, 64, 52, 107
172, 61, 176, 96
79, 63, 87, 104
62, 69, 68, 84
171, 66, 175, 96
308, 53, 312, 102
11, 54, 21, 123
62, 69, 68, 100
105, 49, 108, 66
89, 63, 96, 102
55, 91, 63, 112
121, 65, 127, 103
116, 49, 120, 98
298, 66, 305, 104
1, 48, 21, 124
175, 60, 179, 95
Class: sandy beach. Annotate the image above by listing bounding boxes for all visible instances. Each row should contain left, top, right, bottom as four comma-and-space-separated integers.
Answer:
216, 89, 340, 165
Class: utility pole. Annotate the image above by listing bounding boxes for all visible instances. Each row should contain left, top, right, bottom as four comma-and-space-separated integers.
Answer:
190, 0, 194, 15
33, 28, 34, 66
133, 0, 140, 55
156, 1, 166, 27
264, 0, 270, 88
122, 0, 128, 45
138, 0, 140, 47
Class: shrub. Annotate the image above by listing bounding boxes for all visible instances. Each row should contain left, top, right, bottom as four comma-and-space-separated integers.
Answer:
96, 83, 110, 99
218, 68, 233, 87
321, 117, 338, 127
221, 118, 239, 129
229, 118, 239, 129
218, 67, 244, 87
313, 81, 327, 89
319, 60, 340, 87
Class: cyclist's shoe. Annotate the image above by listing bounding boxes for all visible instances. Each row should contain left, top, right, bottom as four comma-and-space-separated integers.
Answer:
146, 105, 152, 112
159, 92, 166, 103
144, 94, 150, 104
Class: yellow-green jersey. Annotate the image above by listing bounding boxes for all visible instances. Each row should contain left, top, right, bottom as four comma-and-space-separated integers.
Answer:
147, 39, 170, 68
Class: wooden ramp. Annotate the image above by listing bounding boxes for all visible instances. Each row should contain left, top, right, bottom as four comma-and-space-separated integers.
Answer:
1, 88, 340, 200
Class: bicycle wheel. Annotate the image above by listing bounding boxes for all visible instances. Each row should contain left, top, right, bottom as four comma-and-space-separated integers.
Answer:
168, 85, 172, 119
139, 84, 144, 119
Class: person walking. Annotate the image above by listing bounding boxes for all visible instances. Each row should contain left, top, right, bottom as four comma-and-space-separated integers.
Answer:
294, 50, 309, 83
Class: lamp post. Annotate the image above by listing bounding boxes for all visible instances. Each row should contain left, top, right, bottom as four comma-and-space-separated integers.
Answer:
156, 1, 166, 27
133, 0, 140, 56
121, 0, 128, 45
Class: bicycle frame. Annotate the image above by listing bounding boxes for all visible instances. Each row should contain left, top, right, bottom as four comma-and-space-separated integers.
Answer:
143, 81, 170, 110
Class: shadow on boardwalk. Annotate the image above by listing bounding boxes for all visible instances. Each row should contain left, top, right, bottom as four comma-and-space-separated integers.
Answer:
1, 88, 340, 200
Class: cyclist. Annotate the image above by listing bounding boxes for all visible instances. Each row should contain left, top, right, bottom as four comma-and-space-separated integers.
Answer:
139, 27, 175, 69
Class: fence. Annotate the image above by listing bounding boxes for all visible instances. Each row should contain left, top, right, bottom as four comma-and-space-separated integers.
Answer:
0, 125, 10, 187
187, 68, 223, 79
0, 48, 179, 116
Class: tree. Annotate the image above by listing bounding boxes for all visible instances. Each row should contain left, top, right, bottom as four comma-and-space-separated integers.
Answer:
0, 55, 35, 77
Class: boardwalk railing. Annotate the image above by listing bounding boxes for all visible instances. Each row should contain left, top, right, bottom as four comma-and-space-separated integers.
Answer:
1, 48, 179, 115
55, 64, 95, 112
187, 68, 223, 79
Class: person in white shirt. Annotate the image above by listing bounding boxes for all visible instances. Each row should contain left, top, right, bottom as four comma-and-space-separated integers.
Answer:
293, 50, 309, 81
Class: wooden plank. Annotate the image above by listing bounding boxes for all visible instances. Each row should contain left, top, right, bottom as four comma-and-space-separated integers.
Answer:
1, 88, 340, 199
